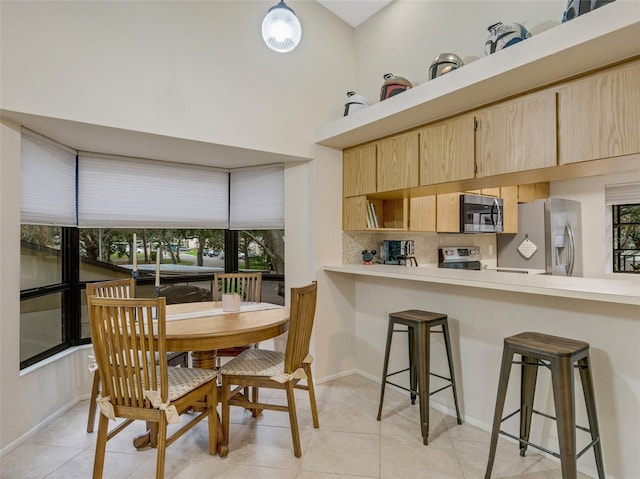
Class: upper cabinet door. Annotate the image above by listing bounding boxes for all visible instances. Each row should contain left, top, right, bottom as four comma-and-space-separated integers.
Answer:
343, 144, 377, 197
419, 115, 475, 185
557, 60, 640, 165
376, 132, 419, 192
475, 92, 557, 177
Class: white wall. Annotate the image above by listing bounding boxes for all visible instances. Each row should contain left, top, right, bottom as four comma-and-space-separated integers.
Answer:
0, 0, 353, 452
340, 275, 639, 479
353, 0, 565, 105
0, 1, 355, 158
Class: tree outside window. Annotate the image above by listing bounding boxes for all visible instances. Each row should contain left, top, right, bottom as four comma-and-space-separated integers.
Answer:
613, 204, 640, 273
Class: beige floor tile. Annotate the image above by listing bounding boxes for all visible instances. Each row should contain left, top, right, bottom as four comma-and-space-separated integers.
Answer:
380, 432, 464, 479
453, 438, 572, 479
3, 374, 601, 479
0, 444, 83, 479
300, 429, 380, 477
223, 422, 309, 470
44, 449, 145, 479
297, 472, 378, 479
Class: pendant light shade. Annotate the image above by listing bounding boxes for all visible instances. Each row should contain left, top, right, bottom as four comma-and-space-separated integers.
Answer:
262, 1, 301, 53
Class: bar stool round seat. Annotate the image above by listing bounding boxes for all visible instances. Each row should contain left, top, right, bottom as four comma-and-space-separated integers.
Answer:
376, 309, 462, 445
485, 332, 605, 479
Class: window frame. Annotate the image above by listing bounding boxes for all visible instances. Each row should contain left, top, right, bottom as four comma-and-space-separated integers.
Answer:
20, 227, 285, 369
612, 203, 640, 274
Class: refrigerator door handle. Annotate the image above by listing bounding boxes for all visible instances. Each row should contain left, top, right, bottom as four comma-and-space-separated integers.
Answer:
566, 223, 575, 276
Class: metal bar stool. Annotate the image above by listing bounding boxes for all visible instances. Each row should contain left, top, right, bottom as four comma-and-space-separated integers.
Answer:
485, 332, 605, 479
377, 310, 462, 445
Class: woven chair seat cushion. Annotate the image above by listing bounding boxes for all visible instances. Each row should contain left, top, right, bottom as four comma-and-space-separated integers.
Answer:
166, 366, 217, 401
220, 349, 285, 378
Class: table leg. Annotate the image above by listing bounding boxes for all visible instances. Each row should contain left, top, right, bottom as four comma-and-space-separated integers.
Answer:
192, 350, 217, 370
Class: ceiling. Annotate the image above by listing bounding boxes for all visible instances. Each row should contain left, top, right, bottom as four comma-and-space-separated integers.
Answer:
316, 0, 393, 27
2, 2, 395, 168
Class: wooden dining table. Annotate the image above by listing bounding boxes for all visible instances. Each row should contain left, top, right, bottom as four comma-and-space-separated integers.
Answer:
133, 301, 290, 454
165, 301, 289, 367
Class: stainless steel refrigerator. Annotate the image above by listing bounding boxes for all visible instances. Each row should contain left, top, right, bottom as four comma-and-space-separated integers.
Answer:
497, 198, 583, 276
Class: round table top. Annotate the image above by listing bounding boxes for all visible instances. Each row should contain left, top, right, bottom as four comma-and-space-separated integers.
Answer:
164, 301, 289, 351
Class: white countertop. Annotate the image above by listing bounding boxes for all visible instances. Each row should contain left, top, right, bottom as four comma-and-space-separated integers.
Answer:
323, 264, 640, 306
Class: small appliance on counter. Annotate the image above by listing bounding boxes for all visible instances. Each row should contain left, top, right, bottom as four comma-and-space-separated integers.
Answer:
343, 91, 368, 116
381, 240, 418, 266
497, 198, 583, 276
438, 246, 482, 270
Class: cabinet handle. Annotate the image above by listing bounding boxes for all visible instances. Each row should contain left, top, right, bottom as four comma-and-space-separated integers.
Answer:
474, 118, 482, 131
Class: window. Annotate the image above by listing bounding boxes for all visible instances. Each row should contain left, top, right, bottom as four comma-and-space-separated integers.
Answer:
612, 204, 640, 273
20, 130, 286, 368
606, 183, 640, 274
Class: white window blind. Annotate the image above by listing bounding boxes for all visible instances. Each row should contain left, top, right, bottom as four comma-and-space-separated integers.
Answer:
21, 130, 77, 226
605, 182, 640, 205
78, 154, 229, 228
229, 164, 284, 230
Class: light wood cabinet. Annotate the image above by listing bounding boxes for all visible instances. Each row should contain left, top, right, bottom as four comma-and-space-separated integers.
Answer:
518, 182, 550, 203
557, 59, 640, 165
377, 132, 419, 192
343, 144, 377, 197
419, 115, 475, 185
475, 92, 557, 177
436, 193, 461, 233
343, 196, 408, 231
410, 196, 436, 232
343, 196, 369, 230
500, 186, 518, 234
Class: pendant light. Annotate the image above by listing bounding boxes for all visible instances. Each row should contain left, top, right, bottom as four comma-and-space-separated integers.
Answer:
261, 1, 301, 53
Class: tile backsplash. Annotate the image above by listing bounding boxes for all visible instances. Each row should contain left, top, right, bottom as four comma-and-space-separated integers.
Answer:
343, 231, 497, 267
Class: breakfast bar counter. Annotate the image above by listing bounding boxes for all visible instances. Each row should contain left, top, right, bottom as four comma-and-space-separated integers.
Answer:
323, 264, 640, 306
321, 263, 640, 477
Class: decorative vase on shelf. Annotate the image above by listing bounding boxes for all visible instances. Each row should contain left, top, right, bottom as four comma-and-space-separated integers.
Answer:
222, 293, 242, 312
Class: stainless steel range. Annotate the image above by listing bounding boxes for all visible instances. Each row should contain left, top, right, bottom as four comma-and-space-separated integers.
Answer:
438, 246, 482, 270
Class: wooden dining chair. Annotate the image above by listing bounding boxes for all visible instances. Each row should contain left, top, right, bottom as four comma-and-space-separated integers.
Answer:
88, 295, 218, 479
212, 272, 263, 360
86, 278, 188, 433
220, 282, 319, 458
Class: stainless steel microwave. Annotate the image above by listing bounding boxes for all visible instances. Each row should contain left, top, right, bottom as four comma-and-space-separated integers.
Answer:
460, 194, 503, 233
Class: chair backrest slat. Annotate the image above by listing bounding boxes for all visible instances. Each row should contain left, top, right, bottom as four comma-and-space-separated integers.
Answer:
213, 272, 262, 302
86, 277, 135, 299
88, 296, 168, 410
284, 282, 318, 373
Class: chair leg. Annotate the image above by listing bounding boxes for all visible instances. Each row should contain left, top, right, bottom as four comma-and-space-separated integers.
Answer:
87, 371, 100, 433
408, 327, 417, 405
285, 381, 302, 458
551, 357, 578, 479
155, 416, 168, 479
304, 363, 320, 428
414, 323, 431, 445
485, 345, 515, 479
251, 386, 261, 417
519, 354, 539, 457
442, 321, 462, 425
207, 383, 218, 456
377, 319, 395, 421
221, 376, 231, 456
92, 412, 109, 479
578, 356, 605, 479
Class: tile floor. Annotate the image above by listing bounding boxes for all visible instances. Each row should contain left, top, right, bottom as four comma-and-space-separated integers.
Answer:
1, 374, 594, 479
